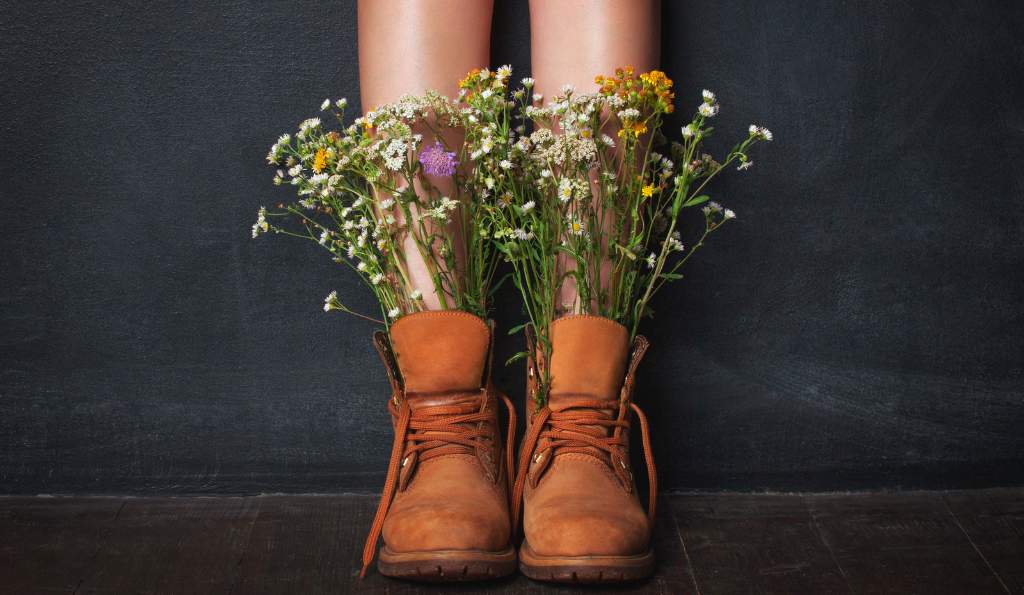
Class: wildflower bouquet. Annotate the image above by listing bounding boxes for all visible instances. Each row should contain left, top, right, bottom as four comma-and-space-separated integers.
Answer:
256, 79, 511, 326
475, 67, 772, 406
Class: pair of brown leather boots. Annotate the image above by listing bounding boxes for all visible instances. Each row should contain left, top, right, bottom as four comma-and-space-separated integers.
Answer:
360, 310, 656, 584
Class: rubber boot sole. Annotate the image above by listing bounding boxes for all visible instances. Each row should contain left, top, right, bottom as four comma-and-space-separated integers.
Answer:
377, 545, 517, 582
518, 540, 655, 583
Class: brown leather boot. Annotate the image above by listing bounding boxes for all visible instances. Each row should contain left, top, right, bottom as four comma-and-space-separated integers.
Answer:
512, 314, 657, 583
360, 311, 517, 581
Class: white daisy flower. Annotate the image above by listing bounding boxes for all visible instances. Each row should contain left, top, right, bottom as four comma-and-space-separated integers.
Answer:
698, 103, 719, 118
388, 307, 401, 319
410, 289, 422, 300
321, 98, 331, 111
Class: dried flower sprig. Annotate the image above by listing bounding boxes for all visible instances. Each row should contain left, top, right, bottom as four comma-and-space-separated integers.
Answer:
255, 82, 507, 327
476, 67, 772, 407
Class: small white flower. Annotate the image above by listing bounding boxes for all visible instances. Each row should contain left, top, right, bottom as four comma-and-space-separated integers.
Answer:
617, 108, 641, 121
724, 209, 736, 219
336, 98, 348, 109
499, 159, 512, 170
480, 89, 493, 99
540, 169, 552, 178
521, 200, 536, 213
299, 117, 321, 133
251, 206, 268, 238
521, 77, 535, 87
600, 134, 616, 148
737, 160, 753, 171
532, 93, 543, 103
323, 290, 338, 312
410, 289, 423, 300
750, 124, 773, 141
496, 65, 512, 80
702, 89, 716, 103
371, 273, 383, 285
558, 178, 573, 203
388, 307, 401, 319
698, 103, 719, 118
681, 124, 696, 138
357, 262, 367, 272
378, 197, 395, 210
560, 83, 575, 94
646, 252, 657, 269
513, 228, 534, 240
319, 229, 330, 245
321, 98, 331, 111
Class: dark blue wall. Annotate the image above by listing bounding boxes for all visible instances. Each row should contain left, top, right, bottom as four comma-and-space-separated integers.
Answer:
1, 1, 1022, 494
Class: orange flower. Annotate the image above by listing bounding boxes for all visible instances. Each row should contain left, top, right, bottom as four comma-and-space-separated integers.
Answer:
312, 148, 327, 173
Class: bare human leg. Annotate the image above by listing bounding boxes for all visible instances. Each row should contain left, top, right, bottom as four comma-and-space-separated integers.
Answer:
528, 0, 660, 313
358, 0, 494, 309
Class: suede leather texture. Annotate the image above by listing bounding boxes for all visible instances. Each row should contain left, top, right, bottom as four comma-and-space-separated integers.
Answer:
380, 311, 510, 554
523, 315, 651, 557
388, 311, 490, 395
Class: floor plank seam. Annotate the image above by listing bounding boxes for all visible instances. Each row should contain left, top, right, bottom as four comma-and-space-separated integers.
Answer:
942, 495, 1012, 595
667, 498, 703, 595
226, 497, 263, 595
803, 496, 855, 595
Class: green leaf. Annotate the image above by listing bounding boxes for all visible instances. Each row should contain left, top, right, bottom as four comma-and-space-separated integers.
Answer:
505, 351, 528, 366
507, 323, 528, 335
660, 273, 684, 280
684, 195, 710, 207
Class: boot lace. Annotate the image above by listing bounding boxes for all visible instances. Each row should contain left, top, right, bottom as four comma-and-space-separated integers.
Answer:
360, 390, 517, 579
510, 400, 656, 532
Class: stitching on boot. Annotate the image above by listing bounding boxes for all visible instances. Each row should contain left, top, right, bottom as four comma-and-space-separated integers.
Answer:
390, 309, 490, 334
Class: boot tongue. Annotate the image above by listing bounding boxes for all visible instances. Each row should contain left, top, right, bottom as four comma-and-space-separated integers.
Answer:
548, 315, 630, 409
389, 310, 490, 400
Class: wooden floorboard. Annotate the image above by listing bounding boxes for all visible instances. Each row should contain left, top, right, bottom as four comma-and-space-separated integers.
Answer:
0, 490, 1019, 594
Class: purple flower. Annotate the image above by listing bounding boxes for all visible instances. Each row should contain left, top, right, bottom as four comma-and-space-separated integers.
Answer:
418, 142, 457, 177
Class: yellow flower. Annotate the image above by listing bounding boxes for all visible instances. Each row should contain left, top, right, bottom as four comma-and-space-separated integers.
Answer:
632, 123, 648, 137
642, 184, 655, 198
312, 148, 327, 173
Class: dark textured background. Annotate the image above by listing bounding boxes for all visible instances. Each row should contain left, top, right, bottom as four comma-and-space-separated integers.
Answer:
2, 1, 1022, 495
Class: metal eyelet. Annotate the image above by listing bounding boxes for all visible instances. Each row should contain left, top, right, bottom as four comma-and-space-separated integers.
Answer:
401, 456, 409, 467
534, 452, 544, 464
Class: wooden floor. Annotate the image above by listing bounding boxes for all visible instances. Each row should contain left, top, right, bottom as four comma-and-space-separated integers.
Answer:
1, 489, 1021, 594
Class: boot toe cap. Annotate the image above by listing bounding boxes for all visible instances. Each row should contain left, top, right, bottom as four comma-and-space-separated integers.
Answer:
383, 494, 509, 553
527, 506, 649, 557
